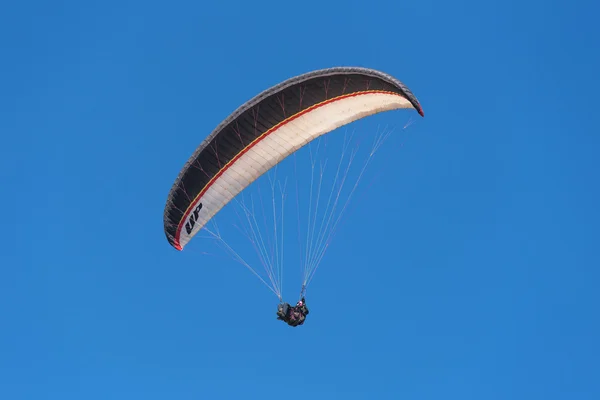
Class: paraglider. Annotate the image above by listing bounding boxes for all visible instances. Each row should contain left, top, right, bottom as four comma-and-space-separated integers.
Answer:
163, 66, 424, 326
277, 298, 309, 327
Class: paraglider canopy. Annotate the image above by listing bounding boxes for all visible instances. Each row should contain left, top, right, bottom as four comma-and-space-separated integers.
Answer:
163, 67, 424, 252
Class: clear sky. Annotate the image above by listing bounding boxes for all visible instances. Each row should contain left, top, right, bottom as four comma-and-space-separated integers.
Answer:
2, 0, 599, 399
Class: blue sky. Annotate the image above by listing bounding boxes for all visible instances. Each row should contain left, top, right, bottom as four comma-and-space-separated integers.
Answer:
2, 0, 599, 399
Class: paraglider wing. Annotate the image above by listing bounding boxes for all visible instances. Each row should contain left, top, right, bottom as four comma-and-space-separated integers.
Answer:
163, 67, 424, 251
